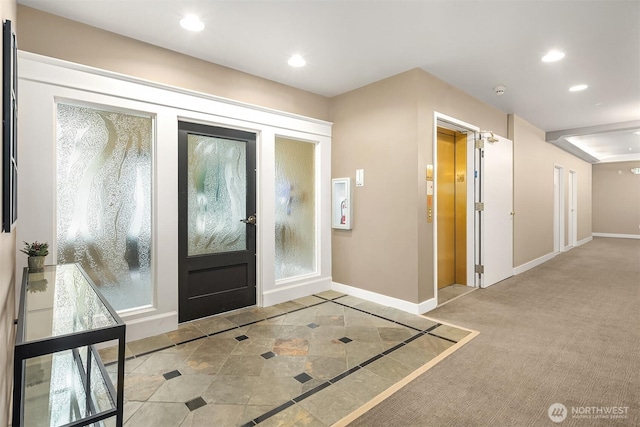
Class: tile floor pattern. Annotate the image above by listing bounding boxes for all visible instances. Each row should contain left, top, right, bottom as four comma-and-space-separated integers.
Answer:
100, 291, 472, 427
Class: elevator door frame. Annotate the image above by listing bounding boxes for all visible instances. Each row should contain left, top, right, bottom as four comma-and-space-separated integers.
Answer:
434, 112, 515, 302
434, 113, 477, 299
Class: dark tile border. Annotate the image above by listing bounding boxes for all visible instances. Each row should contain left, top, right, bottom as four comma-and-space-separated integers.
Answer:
242, 322, 451, 425
292, 381, 331, 403
112, 294, 462, 425
427, 332, 458, 344
324, 294, 429, 332
253, 400, 295, 424
105, 299, 330, 366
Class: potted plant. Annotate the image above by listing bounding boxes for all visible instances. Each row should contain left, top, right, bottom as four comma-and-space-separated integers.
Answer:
20, 241, 49, 271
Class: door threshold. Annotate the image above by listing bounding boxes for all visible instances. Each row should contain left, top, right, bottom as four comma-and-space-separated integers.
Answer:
437, 286, 477, 308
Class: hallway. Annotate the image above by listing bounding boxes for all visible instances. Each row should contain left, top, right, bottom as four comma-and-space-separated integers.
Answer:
350, 237, 640, 426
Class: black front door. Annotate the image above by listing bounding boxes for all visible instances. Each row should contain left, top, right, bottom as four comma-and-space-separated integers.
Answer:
178, 121, 257, 322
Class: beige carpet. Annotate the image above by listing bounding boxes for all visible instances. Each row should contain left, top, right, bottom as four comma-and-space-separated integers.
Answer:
348, 237, 640, 426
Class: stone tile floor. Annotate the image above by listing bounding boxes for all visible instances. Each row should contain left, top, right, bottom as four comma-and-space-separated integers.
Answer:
100, 290, 473, 426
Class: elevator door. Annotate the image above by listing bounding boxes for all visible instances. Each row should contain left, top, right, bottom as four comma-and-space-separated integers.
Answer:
437, 128, 467, 289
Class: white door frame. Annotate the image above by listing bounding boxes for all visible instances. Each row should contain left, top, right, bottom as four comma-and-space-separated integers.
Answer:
433, 113, 479, 303
553, 165, 565, 253
568, 170, 578, 247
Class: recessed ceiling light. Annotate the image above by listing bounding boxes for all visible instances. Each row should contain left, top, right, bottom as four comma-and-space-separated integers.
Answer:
542, 50, 565, 62
288, 54, 306, 68
633, 131, 640, 136
180, 14, 205, 32
569, 84, 588, 92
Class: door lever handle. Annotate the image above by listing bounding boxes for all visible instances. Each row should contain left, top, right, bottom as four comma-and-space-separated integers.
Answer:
240, 214, 257, 225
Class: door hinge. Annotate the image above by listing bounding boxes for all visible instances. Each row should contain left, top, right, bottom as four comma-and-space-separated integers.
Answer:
475, 139, 484, 149
475, 202, 484, 211
475, 264, 484, 274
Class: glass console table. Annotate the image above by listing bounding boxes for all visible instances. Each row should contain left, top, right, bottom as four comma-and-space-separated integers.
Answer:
13, 264, 126, 427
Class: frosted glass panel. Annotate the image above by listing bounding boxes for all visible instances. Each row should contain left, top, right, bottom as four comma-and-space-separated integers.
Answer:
275, 137, 316, 279
56, 103, 152, 311
187, 134, 246, 256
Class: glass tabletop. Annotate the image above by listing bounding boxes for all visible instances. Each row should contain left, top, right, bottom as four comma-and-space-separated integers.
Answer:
22, 264, 118, 343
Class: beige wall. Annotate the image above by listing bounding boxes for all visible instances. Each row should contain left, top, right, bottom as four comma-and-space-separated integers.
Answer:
331, 69, 421, 303
17, 5, 331, 121
509, 114, 592, 266
592, 161, 640, 235
1, 1, 17, 424
415, 70, 506, 302
331, 68, 507, 304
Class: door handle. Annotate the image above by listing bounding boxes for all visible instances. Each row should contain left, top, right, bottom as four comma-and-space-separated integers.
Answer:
240, 214, 257, 225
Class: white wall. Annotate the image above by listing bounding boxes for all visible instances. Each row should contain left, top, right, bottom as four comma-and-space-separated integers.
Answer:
17, 52, 332, 341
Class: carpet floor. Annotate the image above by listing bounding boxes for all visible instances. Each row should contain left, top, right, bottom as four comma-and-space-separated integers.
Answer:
348, 237, 640, 427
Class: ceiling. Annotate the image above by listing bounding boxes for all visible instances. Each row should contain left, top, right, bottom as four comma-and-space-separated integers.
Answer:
18, 0, 640, 163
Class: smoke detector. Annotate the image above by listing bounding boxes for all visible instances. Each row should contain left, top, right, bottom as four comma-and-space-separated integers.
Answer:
494, 85, 506, 96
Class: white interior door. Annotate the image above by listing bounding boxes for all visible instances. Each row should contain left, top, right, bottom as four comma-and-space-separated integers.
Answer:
478, 134, 513, 287
568, 170, 577, 247
553, 166, 564, 253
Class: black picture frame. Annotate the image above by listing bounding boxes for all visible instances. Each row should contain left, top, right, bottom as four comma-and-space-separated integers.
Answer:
2, 19, 17, 233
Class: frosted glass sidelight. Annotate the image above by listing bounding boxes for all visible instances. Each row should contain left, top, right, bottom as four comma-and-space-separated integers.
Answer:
274, 137, 316, 279
56, 103, 153, 311
187, 134, 246, 256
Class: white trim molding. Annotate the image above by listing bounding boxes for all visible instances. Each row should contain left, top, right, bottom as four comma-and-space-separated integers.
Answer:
577, 236, 593, 246
125, 311, 179, 342
592, 233, 640, 240
331, 282, 437, 315
514, 235, 593, 275
263, 277, 331, 306
513, 252, 558, 275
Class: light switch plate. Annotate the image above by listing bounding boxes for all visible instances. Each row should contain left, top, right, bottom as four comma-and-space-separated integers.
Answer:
356, 169, 364, 186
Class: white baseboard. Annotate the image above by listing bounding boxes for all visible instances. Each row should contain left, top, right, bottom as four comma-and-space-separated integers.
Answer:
592, 233, 640, 240
331, 281, 437, 315
124, 310, 178, 343
262, 277, 331, 307
577, 236, 593, 246
417, 297, 438, 314
513, 236, 593, 275
513, 252, 557, 275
